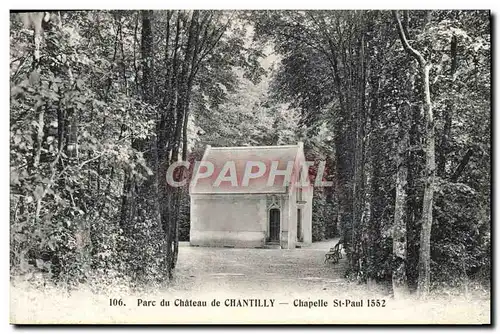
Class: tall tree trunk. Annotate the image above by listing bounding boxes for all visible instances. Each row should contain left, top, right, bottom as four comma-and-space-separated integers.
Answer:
141, 10, 155, 103
394, 10, 435, 298
366, 72, 382, 282
417, 62, 435, 298
351, 32, 367, 277
120, 10, 156, 234
406, 102, 422, 290
161, 11, 199, 277
437, 35, 458, 177
392, 104, 409, 298
392, 19, 416, 295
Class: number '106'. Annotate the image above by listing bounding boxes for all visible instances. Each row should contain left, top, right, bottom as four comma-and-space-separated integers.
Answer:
110, 298, 124, 306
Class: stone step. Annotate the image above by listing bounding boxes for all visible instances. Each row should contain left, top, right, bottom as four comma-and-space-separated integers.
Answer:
263, 243, 281, 249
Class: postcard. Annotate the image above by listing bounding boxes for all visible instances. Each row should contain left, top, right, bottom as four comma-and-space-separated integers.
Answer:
9, 9, 491, 324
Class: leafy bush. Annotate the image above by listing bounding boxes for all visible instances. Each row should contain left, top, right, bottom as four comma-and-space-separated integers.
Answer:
432, 180, 490, 285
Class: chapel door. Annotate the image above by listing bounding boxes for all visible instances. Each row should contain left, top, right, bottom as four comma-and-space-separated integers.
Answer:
269, 209, 280, 242
297, 208, 302, 242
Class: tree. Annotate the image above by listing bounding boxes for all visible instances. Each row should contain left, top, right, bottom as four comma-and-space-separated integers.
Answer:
393, 10, 435, 298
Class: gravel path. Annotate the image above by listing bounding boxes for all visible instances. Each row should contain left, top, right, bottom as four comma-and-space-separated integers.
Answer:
171, 239, 353, 294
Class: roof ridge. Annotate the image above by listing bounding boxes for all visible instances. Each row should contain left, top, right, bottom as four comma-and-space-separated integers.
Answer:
210, 144, 300, 150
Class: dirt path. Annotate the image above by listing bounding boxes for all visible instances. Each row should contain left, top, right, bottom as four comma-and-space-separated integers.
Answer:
10, 239, 490, 324
164, 240, 489, 325
171, 239, 355, 294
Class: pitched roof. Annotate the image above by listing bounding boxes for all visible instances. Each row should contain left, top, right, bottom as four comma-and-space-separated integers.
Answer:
190, 143, 304, 194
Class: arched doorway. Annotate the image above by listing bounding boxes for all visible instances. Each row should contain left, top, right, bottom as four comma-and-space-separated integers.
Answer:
268, 208, 280, 242
297, 208, 303, 242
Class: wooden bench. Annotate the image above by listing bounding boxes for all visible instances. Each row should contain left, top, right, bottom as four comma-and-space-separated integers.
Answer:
324, 241, 343, 264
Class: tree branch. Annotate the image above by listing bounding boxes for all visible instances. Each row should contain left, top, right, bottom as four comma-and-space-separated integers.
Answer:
451, 148, 474, 183
393, 10, 426, 67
